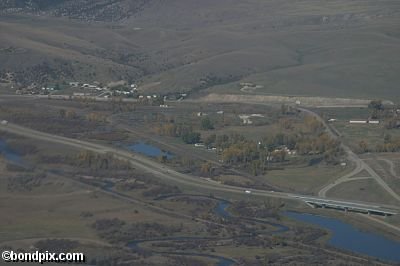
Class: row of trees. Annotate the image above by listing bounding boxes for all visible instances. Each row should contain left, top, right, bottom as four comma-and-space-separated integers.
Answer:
59, 108, 107, 123
368, 100, 400, 124
154, 113, 342, 172
359, 134, 400, 153
154, 122, 202, 144
86, 112, 107, 123
218, 133, 340, 164
58, 109, 77, 119
385, 117, 400, 129
200, 133, 341, 176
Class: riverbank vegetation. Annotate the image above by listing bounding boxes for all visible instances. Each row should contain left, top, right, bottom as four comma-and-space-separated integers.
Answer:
0, 97, 398, 265
0, 119, 394, 265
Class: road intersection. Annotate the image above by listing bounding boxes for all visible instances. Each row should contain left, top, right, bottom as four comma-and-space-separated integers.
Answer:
0, 122, 398, 215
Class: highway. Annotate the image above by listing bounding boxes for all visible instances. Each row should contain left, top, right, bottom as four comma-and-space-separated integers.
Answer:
0, 122, 398, 215
182, 98, 400, 203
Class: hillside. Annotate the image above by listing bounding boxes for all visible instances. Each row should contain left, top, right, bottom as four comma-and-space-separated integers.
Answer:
0, 0, 400, 100
0, 0, 150, 21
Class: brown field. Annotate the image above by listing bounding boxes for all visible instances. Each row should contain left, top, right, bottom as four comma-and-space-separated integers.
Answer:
0, 0, 400, 102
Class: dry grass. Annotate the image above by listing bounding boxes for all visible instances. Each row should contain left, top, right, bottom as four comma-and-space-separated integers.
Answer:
0, 0, 399, 101
326, 178, 400, 205
265, 164, 352, 195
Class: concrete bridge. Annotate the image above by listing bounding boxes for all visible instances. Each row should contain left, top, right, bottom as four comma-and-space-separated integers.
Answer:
294, 197, 398, 216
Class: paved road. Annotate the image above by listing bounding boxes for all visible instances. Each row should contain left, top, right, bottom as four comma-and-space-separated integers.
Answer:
1, 94, 399, 202
321, 141, 400, 202
107, 112, 282, 191
298, 108, 400, 202
0, 122, 398, 213
0, 123, 290, 198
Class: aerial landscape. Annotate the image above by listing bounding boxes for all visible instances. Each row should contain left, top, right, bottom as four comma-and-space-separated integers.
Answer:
0, 0, 400, 265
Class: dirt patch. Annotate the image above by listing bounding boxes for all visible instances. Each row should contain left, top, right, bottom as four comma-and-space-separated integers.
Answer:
198, 93, 394, 107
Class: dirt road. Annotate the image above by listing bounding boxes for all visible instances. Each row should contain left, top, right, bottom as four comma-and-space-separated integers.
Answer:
1, 122, 398, 213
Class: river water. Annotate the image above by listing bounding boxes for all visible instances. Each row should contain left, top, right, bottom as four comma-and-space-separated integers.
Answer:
3, 136, 395, 264
126, 142, 174, 159
130, 195, 400, 264
122, 142, 400, 262
128, 236, 235, 266
0, 139, 23, 165
285, 211, 400, 263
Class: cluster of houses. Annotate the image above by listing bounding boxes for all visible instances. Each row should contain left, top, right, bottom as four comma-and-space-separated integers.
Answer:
71, 82, 173, 103
71, 82, 138, 97
138, 94, 159, 100
273, 145, 297, 156
15, 83, 55, 95
15, 81, 193, 105
16, 81, 141, 97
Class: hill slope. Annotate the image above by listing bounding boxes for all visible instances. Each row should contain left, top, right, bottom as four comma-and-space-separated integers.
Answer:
0, 0, 399, 100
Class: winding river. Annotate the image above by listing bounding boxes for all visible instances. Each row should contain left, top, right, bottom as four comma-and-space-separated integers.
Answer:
130, 194, 400, 265
3, 135, 398, 264
285, 211, 400, 263
126, 142, 174, 159
127, 195, 238, 266
127, 195, 290, 266
128, 236, 235, 266
0, 139, 23, 165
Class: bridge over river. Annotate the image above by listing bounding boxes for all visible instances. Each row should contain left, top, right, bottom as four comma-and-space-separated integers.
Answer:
294, 196, 398, 216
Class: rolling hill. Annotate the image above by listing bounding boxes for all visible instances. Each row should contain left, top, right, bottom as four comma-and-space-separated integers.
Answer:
0, 0, 399, 100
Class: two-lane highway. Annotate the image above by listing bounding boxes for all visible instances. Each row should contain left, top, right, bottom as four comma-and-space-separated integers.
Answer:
0, 122, 398, 215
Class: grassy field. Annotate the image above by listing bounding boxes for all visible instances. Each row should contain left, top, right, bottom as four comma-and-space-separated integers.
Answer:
0, 138, 397, 265
360, 154, 400, 197
312, 107, 400, 151
0, 97, 399, 264
326, 178, 399, 205
111, 101, 354, 195
264, 164, 352, 195
0, 167, 191, 243
312, 107, 372, 120
337, 122, 400, 152
1, 0, 400, 101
